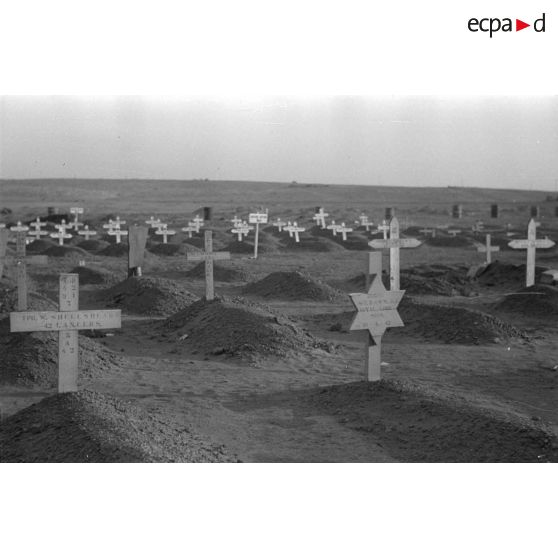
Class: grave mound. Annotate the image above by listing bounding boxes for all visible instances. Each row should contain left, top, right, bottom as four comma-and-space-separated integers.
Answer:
182, 237, 205, 249
280, 236, 345, 252
98, 243, 128, 257
77, 239, 109, 252
184, 262, 247, 282
475, 261, 545, 289
310, 380, 557, 462
27, 239, 56, 253
159, 297, 333, 361
44, 245, 89, 258
243, 271, 344, 302
426, 235, 471, 247
101, 276, 198, 315
495, 285, 558, 318
148, 243, 183, 256
0, 390, 235, 463
399, 300, 528, 345
308, 226, 369, 250
225, 240, 271, 254
0, 321, 123, 387
69, 266, 117, 285
0, 289, 57, 313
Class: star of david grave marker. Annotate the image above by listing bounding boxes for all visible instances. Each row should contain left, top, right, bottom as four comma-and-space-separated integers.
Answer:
349, 251, 405, 381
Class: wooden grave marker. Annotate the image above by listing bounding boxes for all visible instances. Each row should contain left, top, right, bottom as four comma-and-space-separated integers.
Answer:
476, 233, 500, 264
10, 273, 121, 392
50, 229, 72, 246
349, 251, 405, 381
231, 223, 251, 241
313, 208, 329, 229
272, 218, 286, 232
508, 218, 555, 287
289, 222, 306, 243
337, 223, 353, 242
145, 216, 161, 228
181, 224, 198, 238
78, 225, 97, 241
230, 216, 242, 228
326, 220, 339, 236
447, 229, 461, 237
108, 228, 128, 244
368, 217, 421, 290
155, 226, 176, 244
192, 215, 204, 232
186, 230, 230, 300
128, 225, 148, 277
419, 227, 436, 238
70, 207, 84, 231
377, 221, 390, 240
248, 210, 268, 258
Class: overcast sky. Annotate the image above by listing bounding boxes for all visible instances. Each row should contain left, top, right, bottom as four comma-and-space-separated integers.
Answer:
1, 96, 557, 190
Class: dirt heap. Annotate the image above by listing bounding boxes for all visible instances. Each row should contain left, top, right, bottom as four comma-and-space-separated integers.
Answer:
399, 300, 529, 345
101, 276, 198, 315
44, 245, 89, 258
280, 236, 346, 252
77, 239, 109, 252
27, 239, 56, 253
98, 243, 128, 257
0, 391, 236, 463
496, 285, 558, 318
309, 226, 369, 250
184, 262, 247, 282
425, 235, 471, 247
243, 271, 344, 302
159, 297, 334, 361
475, 261, 546, 289
0, 322, 123, 387
0, 288, 57, 313
310, 380, 557, 462
69, 266, 117, 285
148, 243, 183, 256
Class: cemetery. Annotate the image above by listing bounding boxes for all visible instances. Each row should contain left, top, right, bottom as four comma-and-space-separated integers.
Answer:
1, 179, 558, 462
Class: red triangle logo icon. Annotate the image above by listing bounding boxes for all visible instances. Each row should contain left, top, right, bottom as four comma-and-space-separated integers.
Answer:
516, 19, 530, 31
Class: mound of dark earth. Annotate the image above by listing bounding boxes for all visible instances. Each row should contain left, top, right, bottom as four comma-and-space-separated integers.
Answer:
69, 266, 117, 285
309, 380, 557, 462
225, 240, 265, 254
280, 236, 345, 252
77, 239, 110, 252
98, 243, 128, 257
0, 322, 122, 387
475, 261, 546, 289
185, 262, 247, 282
0, 390, 235, 463
27, 239, 57, 253
182, 237, 205, 249
309, 226, 369, 250
426, 235, 471, 247
0, 288, 56, 313
148, 243, 183, 256
243, 271, 344, 302
399, 300, 528, 344
101, 276, 198, 315
44, 245, 89, 258
159, 297, 333, 362
496, 285, 558, 318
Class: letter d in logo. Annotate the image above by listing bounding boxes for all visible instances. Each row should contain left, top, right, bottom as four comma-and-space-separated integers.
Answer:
534, 13, 546, 32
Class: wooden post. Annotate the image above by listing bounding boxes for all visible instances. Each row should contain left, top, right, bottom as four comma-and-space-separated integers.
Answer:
58, 274, 79, 392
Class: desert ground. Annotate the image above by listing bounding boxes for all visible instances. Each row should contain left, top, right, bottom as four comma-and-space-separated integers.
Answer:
1, 179, 558, 462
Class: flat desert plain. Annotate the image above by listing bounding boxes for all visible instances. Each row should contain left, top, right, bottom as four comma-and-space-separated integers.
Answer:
1, 179, 558, 462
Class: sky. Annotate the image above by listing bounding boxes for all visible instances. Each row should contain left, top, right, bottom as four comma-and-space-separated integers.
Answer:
1, 95, 557, 190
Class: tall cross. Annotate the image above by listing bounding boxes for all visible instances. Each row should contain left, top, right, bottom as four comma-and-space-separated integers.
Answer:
477, 233, 500, 264
368, 217, 421, 290
349, 251, 405, 381
508, 218, 555, 287
10, 273, 121, 392
155, 226, 176, 244
337, 223, 353, 241
186, 230, 231, 300
108, 228, 129, 244
78, 225, 97, 241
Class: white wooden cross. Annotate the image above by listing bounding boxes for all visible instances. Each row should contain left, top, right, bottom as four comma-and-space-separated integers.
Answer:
145, 216, 161, 228
10, 221, 29, 236
230, 215, 242, 228
29, 217, 48, 234
155, 222, 168, 233
377, 221, 390, 240
419, 227, 436, 238
290, 222, 306, 243
108, 228, 129, 244
70, 207, 84, 231
110, 216, 126, 229
476, 233, 500, 264
181, 225, 198, 238
186, 230, 230, 300
55, 219, 72, 234
9, 273, 121, 392
273, 218, 286, 232
358, 216, 373, 232
368, 217, 421, 290
248, 211, 268, 259
326, 220, 339, 236
77, 225, 97, 241
508, 218, 555, 287
192, 215, 204, 233
447, 229, 461, 237
313, 208, 329, 229
155, 226, 176, 244
231, 224, 251, 241
27, 222, 50, 241
337, 223, 353, 242
349, 251, 405, 381
50, 229, 73, 246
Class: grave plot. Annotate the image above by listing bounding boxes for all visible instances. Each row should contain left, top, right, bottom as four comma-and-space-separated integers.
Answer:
308, 225, 370, 250
0, 285, 56, 313
147, 241, 184, 256
307, 381, 557, 462
422, 234, 472, 248
184, 261, 248, 282
474, 261, 547, 289
69, 265, 119, 286
43, 244, 90, 258
0, 318, 123, 388
495, 284, 558, 319
157, 297, 334, 362
98, 242, 129, 257
0, 390, 236, 463
100, 276, 199, 316
26, 238, 57, 253
242, 271, 345, 302
76, 238, 110, 252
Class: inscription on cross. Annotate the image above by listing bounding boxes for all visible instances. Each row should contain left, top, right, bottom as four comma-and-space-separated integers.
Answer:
368, 217, 421, 290
186, 230, 231, 300
10, 274, 121, 392
349, 252, 405, 381
508, 218, 555, 287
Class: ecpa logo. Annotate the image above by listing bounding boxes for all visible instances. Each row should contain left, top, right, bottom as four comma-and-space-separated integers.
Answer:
468, 13, 546, 37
